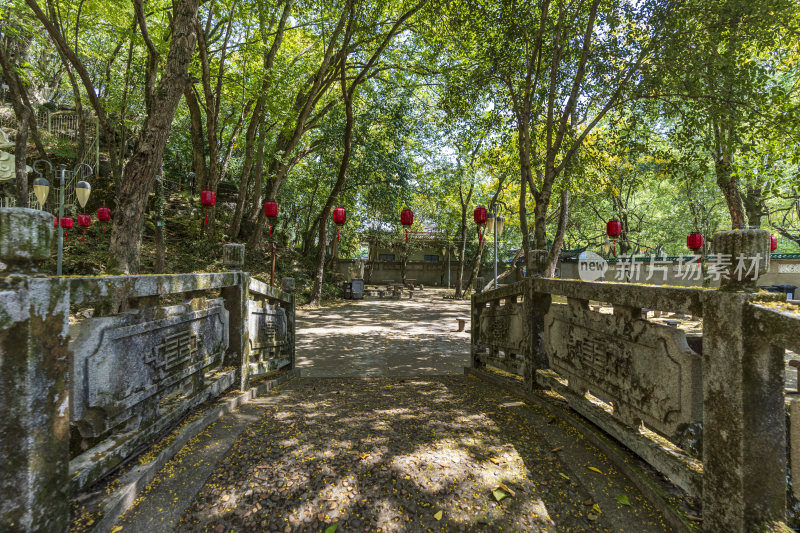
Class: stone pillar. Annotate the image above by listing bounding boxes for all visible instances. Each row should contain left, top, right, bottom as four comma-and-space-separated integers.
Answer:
526, 250, 552, 390
281, 277, 295, 293
221, 244, 249, 389
712, 228, 771, 292
701, 228, 785, 531
223, 243, 245, 271
0, 208, 71, 532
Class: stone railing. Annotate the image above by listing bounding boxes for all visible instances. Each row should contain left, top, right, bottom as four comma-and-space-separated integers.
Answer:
0, 208, 295, 532
472, 231, 800, 532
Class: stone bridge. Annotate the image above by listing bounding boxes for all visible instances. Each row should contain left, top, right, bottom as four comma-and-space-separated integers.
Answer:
2, 208, 799, 533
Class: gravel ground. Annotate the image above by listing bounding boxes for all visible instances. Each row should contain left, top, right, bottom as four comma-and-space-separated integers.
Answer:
176, 376, 671, 532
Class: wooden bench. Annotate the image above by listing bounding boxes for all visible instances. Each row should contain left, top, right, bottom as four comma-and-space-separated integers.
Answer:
456, 317, 469, 332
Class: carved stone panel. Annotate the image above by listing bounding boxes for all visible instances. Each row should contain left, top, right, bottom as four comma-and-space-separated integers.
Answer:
70, 299, 228, 439
544, 303, 702, 439
478, 300, 528, 356
247, 300, 288, 364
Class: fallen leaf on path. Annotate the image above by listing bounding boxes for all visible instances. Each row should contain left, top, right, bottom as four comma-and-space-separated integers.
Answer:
325, 525, 338, 533
559, 472, 570, 480
434, 511, 443, 520
616, 494, 630, 506
587, 512, 598, 521
492, 489, 508, 502
593, 504, 602, 514
497, 483, 515, 497
587, 466, 603, 474
551, 446, 564, 453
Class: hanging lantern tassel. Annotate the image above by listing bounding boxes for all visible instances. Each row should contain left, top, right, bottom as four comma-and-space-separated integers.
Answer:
405, 228, 409, 244
337, 226, 341, 242
269, 222, 274, 237
204, 209, 209, 227
478, 226, 484, 245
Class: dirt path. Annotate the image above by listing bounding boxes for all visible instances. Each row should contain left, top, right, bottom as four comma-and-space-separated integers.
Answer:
295, 289, 472, 377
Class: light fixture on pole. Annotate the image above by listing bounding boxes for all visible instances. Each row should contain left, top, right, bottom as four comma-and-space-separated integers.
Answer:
32, 159, 54, 209
56, 163, 93, 276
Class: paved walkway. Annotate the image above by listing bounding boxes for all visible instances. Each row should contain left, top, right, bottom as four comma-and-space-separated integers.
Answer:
295, 289, 471, 377
116, 289, 674, 532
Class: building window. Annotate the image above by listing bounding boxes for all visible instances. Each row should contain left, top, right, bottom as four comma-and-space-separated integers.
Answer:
423, 254, 439, 262
379, 254, 396, 261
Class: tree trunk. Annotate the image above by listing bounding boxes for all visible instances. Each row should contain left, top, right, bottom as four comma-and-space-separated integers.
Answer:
545, 189, 569, 276
108, 0, 201, 273
184, 87, 207, 191
310, 17, 354, 307
229, 103, 264, 238
154, 170, 165, 273
454, 210, 468, 298
13, 109, 30, 205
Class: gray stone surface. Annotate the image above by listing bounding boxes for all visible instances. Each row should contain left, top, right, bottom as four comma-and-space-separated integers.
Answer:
69, 299, 229, 440
543, 300, 702, 439
222, 243, 245, 270
296, 288, 470, 377
0, 276, 70, 532
0, 207, 53, 273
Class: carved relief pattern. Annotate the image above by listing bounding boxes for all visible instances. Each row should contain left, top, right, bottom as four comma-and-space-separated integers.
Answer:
544, 304, 702, 439
70, 300, 229, 439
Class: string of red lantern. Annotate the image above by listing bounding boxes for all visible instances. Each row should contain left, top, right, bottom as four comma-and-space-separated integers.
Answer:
332, 207, 346, 241
78, 215, 91, 243
606, 219, 621, 257
264, 201, 278, 237
200, 190, 215, 226
473, 206, 487, 244
400, 208, 413, 243
60, 217, 73, 242
97, 207, 111, 238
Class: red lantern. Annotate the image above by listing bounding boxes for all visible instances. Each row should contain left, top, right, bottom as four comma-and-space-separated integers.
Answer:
263, 201, 279, 237
401, 208, 413, 243
332, 207, 346, 241
97, 207, 111, 239
200, 190, 216, 226
606, 219, 622, 238
53, 216, 58, 228
474, 206, 488, 244
77, 214, 91, 243
60, 216, 73, 242
687, 232, 704, 251
770, 235, 778, 252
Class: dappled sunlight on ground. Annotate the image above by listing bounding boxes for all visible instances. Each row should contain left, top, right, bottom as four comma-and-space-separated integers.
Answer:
295, 289, 471, 377
177, 377, 670, 532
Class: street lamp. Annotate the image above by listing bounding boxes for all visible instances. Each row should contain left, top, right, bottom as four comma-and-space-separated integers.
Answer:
55, 163, 93, 276
486, 204, 505, 289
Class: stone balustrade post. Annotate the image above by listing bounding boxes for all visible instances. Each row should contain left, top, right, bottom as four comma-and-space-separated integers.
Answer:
525, 250, 552, 390
0, 208, 70, 532
221, 244, 250, 389
701, 228, 785, 531
280, 278, 296, 369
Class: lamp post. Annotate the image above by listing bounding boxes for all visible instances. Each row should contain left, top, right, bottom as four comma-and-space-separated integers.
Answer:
486, 204, 505, 289
56, 163, 92, 275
